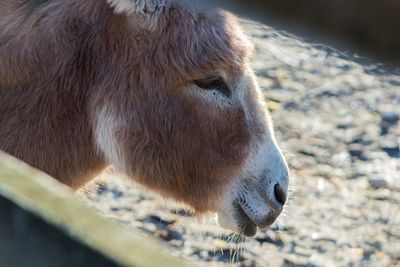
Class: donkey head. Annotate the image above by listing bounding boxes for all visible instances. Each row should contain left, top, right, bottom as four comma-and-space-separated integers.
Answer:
95, 0, 289, 236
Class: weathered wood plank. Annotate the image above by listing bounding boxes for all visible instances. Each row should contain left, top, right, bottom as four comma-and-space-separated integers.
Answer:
0, 151, 193, 267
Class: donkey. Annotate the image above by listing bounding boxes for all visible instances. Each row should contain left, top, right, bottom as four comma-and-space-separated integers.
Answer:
0, 0, 289, 236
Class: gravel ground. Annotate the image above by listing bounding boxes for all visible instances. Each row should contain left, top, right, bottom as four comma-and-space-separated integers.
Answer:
79, 19, 400, 267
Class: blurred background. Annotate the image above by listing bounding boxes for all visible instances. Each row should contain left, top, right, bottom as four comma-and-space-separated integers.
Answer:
201, 0, 400, 66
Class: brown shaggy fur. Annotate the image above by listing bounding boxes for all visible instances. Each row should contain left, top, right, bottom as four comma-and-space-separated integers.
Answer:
0, 0, 269, 213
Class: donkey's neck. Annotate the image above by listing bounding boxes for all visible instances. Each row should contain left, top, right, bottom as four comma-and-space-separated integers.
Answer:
0, 0, 112, 187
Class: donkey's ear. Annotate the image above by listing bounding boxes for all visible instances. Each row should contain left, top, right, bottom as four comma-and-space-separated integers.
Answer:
107, 0, 168, 16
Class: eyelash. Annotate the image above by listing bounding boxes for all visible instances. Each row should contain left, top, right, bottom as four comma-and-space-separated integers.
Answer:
193, 77, 231, 97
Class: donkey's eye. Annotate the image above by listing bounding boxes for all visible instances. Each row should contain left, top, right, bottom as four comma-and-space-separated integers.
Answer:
193, 76, 231, 97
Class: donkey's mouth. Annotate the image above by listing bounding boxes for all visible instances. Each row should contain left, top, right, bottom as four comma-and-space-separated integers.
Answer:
233, 202, 258, 237
233, 199, 282, 237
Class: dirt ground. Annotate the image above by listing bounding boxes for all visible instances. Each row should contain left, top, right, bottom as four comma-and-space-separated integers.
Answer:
79, 19, 400, 267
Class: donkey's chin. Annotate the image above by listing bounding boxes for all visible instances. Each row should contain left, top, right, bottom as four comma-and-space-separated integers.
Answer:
216, 202, 281, 237
232, 202, 258, 237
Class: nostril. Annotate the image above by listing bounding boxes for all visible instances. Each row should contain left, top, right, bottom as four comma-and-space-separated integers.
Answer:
274, 183, 287, 206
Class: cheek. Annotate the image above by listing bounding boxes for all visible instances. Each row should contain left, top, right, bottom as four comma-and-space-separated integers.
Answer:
191, 109, 249, 207
189, 97, 250, 164
175, 101, 251, 201
112, 95, 252, 212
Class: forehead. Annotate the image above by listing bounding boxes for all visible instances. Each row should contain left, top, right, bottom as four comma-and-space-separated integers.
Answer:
151, 7, 252, 79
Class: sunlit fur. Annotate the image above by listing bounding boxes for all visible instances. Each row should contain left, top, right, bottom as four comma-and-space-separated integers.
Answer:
0, 0, 289, 235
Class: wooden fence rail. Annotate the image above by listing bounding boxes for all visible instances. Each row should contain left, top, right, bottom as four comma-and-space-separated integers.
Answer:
0, 151, 193, 267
